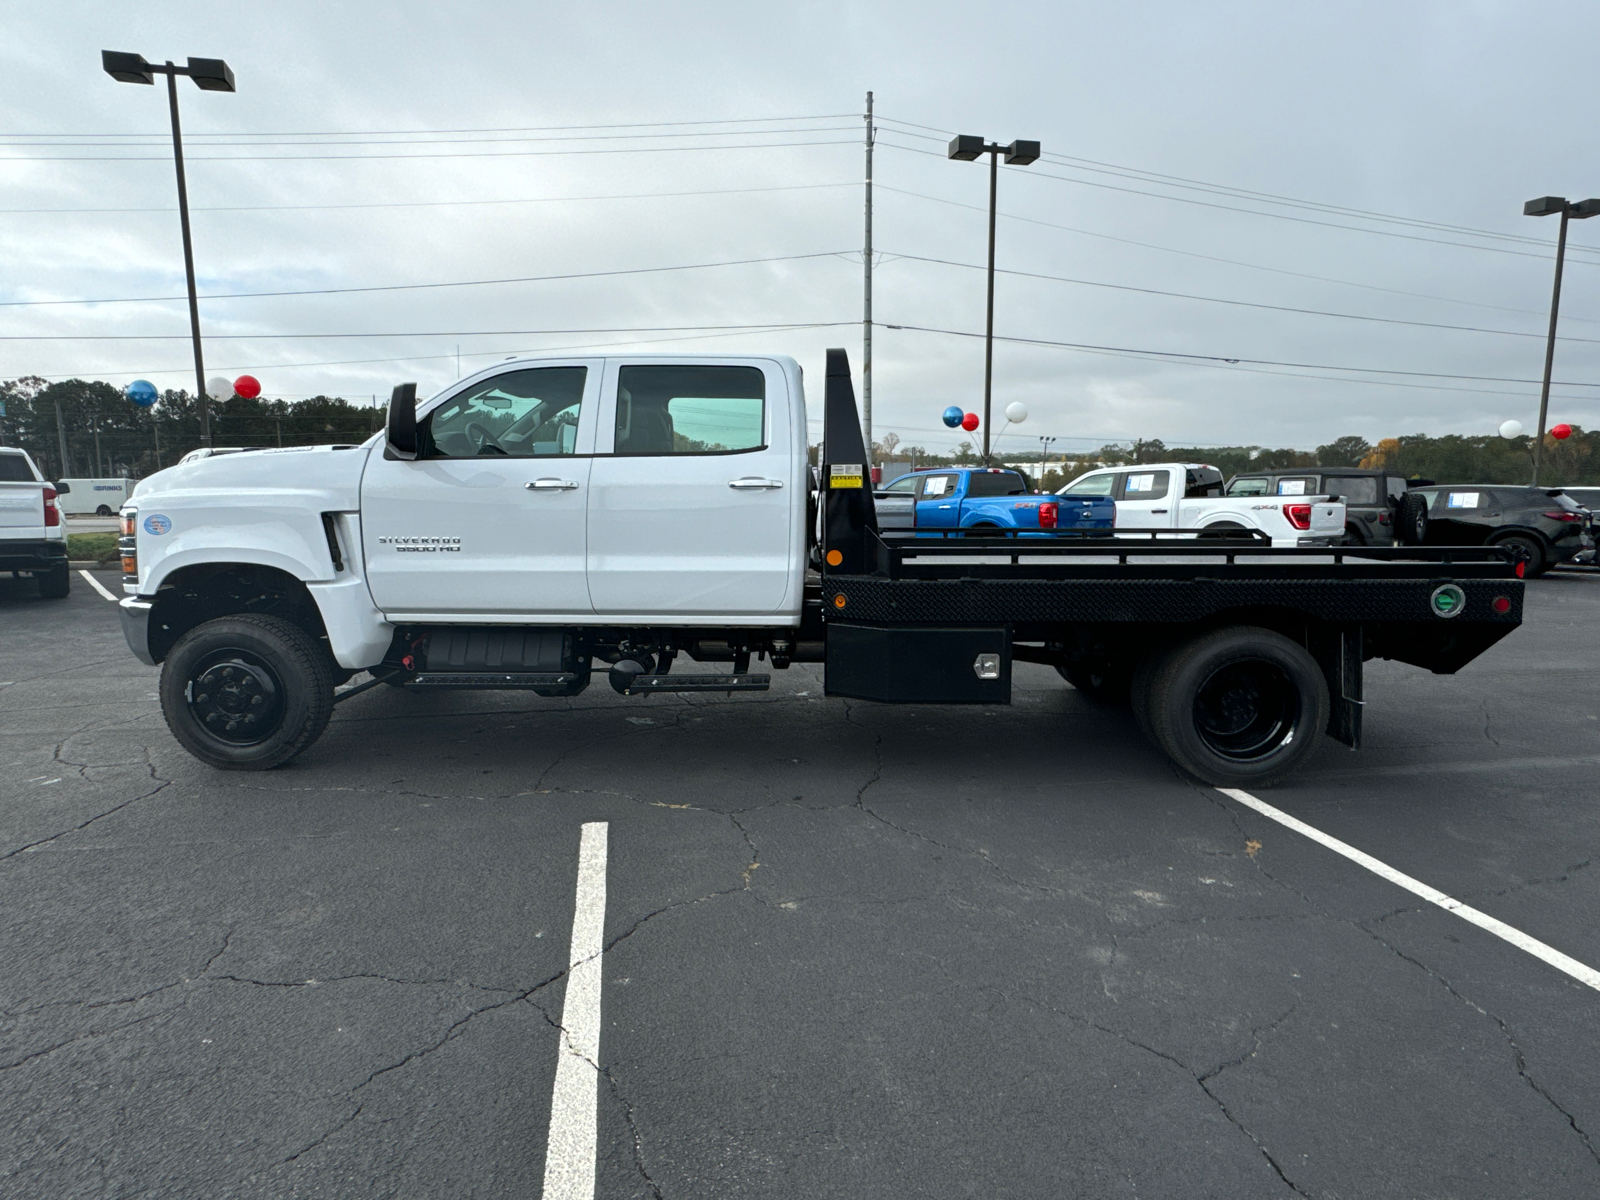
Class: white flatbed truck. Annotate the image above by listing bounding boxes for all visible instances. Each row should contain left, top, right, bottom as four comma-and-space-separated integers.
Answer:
117, 351, 1522, 786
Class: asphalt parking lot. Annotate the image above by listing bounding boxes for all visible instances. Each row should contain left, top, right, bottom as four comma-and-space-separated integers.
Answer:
3, 569, 1599, 1198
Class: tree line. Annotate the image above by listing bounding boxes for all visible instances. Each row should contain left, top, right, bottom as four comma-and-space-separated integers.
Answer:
0, 377, 387, 481
6, 375, 1595, 491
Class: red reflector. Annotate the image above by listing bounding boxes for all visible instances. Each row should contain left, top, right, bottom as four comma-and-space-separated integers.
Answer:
1038, 500, 1058, 529
1284, 503, 1312, 531
42, 486, 59, 527
1515, 561, 1525, 578
1492, 595, 1511, 614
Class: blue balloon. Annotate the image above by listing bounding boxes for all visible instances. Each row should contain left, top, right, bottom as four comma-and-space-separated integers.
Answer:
942, 405, 964, 428
126, 379, 158, 408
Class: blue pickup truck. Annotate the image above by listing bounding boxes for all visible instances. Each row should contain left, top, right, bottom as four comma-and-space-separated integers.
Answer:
874, 467, 1115, 531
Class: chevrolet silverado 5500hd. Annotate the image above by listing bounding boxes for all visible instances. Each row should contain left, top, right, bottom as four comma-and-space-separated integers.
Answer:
117, 351, 1522, 786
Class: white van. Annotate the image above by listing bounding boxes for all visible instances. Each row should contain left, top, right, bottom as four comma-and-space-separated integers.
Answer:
58, 477, 133, 517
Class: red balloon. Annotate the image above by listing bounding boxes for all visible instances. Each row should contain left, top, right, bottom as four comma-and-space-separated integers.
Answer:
1552, 423, 1573, 440
233, 374, 261, 399
961, 411, 980, 432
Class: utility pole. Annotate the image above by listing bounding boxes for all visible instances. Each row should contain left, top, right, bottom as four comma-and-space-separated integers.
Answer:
54, 399, 73, 479
1524, 195, 1600, 485
862, 90, 874, 472
92, 413, 104, 477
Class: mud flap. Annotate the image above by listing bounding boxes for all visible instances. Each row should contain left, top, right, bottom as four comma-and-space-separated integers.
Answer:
1314, 624, 1363, 749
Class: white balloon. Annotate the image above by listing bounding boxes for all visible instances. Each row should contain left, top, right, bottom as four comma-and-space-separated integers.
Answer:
1004, 402, 1029, 423
206, 375, 235, 401
1498, 419, 1524, 439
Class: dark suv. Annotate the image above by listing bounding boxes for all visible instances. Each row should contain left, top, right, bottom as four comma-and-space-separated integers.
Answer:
1224, 467, 1410, 546
1404, 485, 1591, 576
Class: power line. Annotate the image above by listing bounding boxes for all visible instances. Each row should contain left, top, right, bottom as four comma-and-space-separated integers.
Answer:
0, 250, 852, 308
0, 113, 860, 138
4, 137, 860, 164
0, 125, 859, 150
875, 114, 1600, 259
875, 321, 1600, 389
875, 183, 1599, 327
875, 137, 1600, 266
882, 250, 1600, 345
1, 322, 840, 342
0, 180, 857, 216
20, 321, 858, 381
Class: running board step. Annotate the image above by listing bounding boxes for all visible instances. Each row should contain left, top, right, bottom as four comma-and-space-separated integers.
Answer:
625, 673, 771, 694
408, 671, 579, 689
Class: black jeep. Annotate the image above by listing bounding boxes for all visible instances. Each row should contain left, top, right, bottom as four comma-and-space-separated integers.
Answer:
1224, 467, 1416, 547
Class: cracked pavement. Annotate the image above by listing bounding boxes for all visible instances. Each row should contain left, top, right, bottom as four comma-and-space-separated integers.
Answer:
3, 570, 1600, 1197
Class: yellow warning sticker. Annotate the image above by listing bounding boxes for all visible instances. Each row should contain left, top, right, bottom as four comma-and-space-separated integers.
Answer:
830, 463, 864, 489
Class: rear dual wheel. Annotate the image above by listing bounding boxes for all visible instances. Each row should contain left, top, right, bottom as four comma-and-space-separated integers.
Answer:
1134, 626, 1327, 787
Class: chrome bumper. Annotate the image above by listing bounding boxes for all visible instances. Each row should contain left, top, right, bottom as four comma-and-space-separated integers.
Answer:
118, 595, 157, 666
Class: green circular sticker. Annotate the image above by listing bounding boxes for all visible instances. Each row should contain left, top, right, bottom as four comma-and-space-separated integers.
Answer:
1430, 583, 1466, 618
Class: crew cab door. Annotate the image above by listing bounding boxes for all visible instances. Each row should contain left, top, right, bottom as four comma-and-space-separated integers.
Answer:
360, 362, 601, 617
915, 472, 962, 528
1115, 468, 1174, 529
585, 359, 798, 617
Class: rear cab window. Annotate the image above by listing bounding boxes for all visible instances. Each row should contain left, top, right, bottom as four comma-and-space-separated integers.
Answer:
965, 470, 1028, 498
1323, 475, 1380, 505
0, 453, 38, 482
614, 364, 765, 455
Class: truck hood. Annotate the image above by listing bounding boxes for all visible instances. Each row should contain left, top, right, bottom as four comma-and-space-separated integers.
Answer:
130, 441, 373, 510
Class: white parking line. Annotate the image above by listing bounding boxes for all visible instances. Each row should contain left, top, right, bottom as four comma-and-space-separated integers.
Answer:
542, 821, 609, 1200
78, 571, 118, 602
1219, 788, 1600, 992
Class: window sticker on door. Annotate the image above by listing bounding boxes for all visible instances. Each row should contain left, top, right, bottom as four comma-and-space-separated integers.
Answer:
1126, 473, 1157, 494
1447, 492, 1480, 509
923, 476, 951, 497
1276, 480, 1307, 495
829, 463, 863, 489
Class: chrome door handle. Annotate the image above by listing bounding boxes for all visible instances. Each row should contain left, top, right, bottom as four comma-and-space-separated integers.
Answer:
526, 479, 579, 491
728, 478, 783, 489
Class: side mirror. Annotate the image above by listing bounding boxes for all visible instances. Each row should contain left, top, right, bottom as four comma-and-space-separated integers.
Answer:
386, 382, 418, 460
55, 480, 71, 494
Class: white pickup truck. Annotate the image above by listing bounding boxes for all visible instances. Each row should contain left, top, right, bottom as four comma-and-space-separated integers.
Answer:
1058, 463, 1346, 546
116, 350, 1523, 787
0, 446, 70, 598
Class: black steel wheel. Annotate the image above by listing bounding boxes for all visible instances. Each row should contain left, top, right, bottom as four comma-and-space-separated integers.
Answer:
1142, 625, 1327, 787
160, 614, 334, 769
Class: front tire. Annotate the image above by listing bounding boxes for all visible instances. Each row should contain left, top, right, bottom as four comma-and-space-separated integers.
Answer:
1142, 626, 1328, 787
160, 614, 334, 770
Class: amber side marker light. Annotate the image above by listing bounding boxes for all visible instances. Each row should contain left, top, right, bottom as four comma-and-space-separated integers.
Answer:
833, 593, 848, 609
826, 549, 843, 567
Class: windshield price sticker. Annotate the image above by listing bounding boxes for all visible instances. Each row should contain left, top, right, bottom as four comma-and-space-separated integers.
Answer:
1277, 480, 1308, 495
923, 475, 950, 497
1447, 492, 1479, 509
830, 463, 864, 489
1126, 473, 1157, 493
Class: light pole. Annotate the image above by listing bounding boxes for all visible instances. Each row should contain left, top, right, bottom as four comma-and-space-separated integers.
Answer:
948, 134, 1040, 461
1523, 195, 1600, 485
103, 50, 236, 447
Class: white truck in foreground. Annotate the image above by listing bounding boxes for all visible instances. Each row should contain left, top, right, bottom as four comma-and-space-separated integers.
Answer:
0, 446, 70, 598
1058, 463, 1347, 546
117, 351, 1522, 787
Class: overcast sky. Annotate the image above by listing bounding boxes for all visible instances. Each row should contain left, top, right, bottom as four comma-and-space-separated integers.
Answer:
4, 0, 1600, 456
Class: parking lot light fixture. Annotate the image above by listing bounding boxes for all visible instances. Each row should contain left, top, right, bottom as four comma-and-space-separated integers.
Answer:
102, 50, 236, 447
1524, 194, 1600, 485
948, 133, 1041, 460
